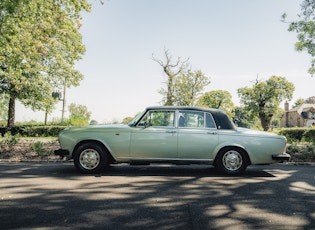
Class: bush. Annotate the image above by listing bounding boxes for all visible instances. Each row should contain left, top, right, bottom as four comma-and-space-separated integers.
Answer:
0, 125, 67, 137
286, 143, 315, 162
278, 128, 315, 144
0, 132, 19, 148
31, 141, 47, 157
303, 129, 315, 144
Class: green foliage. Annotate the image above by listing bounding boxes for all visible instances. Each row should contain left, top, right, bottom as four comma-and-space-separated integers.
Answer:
174, 70, 210, 106
68, 103, 91, 126
303, 128, 315, 144
283, 1, 315, 75
238, 76, 294, 131
293, 98, 305, 108
233, 106, 256, 128
197, 90, 235, 118
1, 125, 66, 137
89, 120, 98, 125
122, 117, 133, 124
154, 49, 210, 106
278, 128, 315, 144
286, 143, 315, 161
0, 94, 8, 120
0, 132, 19, 148
31, 141, 47, 157
0, 0, 91, 127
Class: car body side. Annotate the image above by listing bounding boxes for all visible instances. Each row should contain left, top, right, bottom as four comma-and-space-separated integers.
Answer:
57, 107, 288, 167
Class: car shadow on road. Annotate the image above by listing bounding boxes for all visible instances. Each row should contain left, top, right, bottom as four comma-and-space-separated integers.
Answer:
55, 164, 275, 178
0, 162, 275, 179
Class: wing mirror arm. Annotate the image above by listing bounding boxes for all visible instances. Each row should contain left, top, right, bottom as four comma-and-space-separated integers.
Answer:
138, 121, 150, 128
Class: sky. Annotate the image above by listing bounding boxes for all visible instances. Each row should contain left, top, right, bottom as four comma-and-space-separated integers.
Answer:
16, 0, 315, 123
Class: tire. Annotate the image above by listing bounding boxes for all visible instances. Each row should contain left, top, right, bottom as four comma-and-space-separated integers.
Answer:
215, 147, 249, 175
73, 142, 109, 174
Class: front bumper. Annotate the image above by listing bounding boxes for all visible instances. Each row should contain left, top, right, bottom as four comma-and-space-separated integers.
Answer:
54, 149, 70, 158
272, 153, 290, 162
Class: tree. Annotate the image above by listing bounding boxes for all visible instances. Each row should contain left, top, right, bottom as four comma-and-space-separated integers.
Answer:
293, 98, 305, 108
152, 49, 189, 105
68, 103, 91, 126
122, 116, 134, 124
0, 94, 8, 121
0, 0, 90, 128
305, 96, 315, 103
174, 70, 210, 106
233, 106, 257, 128
197, 90, 234, 118
282, 0, 315, 75
238, 76, 295, 131
153, 49, 210, 106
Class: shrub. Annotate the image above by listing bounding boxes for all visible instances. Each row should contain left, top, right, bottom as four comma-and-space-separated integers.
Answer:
303, 129, 315, 144
31, 141, 47, 157
0, 132, 19, 148
278, 128, 315, 144
278, 128, 305, 143
0, 126, 67, 137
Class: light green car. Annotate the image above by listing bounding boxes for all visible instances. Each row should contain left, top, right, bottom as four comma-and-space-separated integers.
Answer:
55, 106, 290, 174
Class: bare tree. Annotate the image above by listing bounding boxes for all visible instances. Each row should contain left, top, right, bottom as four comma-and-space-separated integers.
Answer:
305, 96, 315, 104
152, 49, 189, 105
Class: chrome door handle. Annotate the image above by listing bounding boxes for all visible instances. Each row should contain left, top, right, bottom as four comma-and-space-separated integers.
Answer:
207, 132, 217, 135
166, 130, 176, 133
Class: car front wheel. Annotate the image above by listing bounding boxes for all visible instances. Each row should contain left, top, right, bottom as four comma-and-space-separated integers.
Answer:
215, 147, 249, 175
73, 143, 109, 174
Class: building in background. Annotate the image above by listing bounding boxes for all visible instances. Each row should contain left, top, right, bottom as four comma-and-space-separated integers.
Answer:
280, 102, 315, 127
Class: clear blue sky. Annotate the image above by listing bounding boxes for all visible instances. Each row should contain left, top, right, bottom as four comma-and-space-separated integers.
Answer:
16, 0, 315, 123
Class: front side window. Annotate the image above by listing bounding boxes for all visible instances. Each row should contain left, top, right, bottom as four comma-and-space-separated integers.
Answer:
138, 110, 175, 127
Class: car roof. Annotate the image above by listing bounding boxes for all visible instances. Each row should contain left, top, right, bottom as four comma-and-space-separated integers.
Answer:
146, 106, 223, 113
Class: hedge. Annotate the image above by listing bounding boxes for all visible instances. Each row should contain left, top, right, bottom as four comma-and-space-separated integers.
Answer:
0, 126, 67, 137
278, 128, 315, 143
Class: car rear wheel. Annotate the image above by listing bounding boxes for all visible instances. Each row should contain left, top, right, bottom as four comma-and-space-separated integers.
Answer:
215, 147, 249, 175
73, 142, 109, 174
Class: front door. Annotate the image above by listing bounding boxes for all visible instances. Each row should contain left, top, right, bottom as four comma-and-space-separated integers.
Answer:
130, 110, 178, 160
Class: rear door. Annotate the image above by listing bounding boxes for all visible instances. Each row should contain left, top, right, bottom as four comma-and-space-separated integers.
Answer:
177, 111, 219, 160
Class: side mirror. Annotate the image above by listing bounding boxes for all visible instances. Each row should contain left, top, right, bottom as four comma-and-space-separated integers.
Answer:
138, 121, 149, 128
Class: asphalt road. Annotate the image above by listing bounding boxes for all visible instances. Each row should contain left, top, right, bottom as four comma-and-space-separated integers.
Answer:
0, 162, 314, 230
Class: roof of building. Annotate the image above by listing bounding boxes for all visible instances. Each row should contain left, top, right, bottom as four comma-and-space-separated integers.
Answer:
288, 104, 315, 114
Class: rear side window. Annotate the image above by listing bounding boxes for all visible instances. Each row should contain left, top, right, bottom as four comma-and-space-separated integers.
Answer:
206, 113, 216, 129
178, 111, 205, 128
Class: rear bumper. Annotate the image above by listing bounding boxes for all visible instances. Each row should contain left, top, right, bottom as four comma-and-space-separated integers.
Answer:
54, 149, 70, 158
272, 153, 290, 161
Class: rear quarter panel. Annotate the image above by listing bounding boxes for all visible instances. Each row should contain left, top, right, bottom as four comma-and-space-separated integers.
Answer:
216, 129, 286, 164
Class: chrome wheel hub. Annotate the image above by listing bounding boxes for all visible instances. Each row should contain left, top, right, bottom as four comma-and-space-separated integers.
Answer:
79, 149, 100, 170
222, 150, 243, 171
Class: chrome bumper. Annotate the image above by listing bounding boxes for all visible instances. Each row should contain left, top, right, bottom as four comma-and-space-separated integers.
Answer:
272, 153, 290, 161
54, 149, 70, 158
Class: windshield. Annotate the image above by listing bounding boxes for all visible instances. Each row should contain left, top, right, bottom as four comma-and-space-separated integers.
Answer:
128, 110, 146, 127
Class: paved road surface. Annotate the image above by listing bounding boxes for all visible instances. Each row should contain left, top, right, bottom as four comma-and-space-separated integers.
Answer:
0, 162, 314, 229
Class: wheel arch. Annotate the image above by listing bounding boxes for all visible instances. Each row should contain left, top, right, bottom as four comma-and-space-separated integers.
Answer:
214, 145, 252, 166
72, 139, 115, 163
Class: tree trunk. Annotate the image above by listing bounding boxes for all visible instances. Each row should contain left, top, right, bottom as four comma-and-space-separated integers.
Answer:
259, 112, 272, 131
7, 96, 15, 128
165, 75, 174, 106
